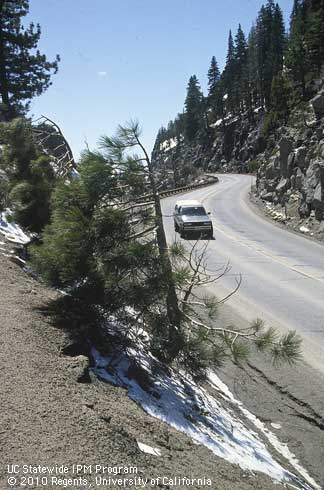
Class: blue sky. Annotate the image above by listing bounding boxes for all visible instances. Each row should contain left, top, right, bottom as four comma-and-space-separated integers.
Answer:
27, 0, 293, 160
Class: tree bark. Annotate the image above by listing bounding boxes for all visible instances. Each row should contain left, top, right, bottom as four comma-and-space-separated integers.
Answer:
136, 135, 183, 358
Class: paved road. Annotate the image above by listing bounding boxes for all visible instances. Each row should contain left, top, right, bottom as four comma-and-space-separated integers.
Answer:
162, 174, 324, 374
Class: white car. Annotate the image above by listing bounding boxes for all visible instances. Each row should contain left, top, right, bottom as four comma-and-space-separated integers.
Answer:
173, 200, 213, 239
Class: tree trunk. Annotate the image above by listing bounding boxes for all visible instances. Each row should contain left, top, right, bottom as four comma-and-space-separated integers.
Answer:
150, 183, 184, 357
137, 136, 184, 359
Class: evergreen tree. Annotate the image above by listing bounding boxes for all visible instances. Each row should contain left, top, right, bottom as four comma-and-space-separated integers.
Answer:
223, 30, 236, 111
306, 0, 324, 75
256, 1, 285, 108
226, 30, 235, 67
272, 3, 286, 74
262, 73, 292, 135
207, 56, 220, 97
247, 24, 260, 113
0, 118, 56, 231
234, 24, 248, 111
184, 75, 203, 141
272, 73, 292, 118
214, 77, 226, 125
174, 112, 185, 137
0, 0, 60, 120
152, 126, 167, 153
234, 24, 247, 65
286, 0, 309, 97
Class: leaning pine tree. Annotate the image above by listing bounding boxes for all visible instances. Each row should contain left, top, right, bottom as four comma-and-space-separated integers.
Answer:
32, 120, 303, 377
99, 121, 184, 360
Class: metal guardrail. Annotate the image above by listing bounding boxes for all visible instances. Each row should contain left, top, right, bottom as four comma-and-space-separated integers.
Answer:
137, 176, 219, 203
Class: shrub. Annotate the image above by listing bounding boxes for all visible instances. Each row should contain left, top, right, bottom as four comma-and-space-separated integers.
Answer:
248, 159, 259, 173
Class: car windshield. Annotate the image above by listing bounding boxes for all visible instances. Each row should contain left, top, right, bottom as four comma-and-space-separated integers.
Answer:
181, 206, 206, 216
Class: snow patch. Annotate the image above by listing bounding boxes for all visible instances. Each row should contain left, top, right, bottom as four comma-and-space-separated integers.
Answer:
210, 113, 240, 128
254, 106, 263, 114
208, 372, 320, 490
210, 118, 224, 128
299, 226, 310, 234
137, 441, 161, 456
91, 347, 318, 489
0, 211, 30, 244
160, 138, 177, 152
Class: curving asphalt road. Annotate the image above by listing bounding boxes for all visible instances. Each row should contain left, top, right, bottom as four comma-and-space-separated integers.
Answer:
162, 174, 324, 374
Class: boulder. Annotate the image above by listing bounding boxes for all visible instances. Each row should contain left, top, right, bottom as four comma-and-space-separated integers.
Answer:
265, 155, 280, 180
294, 168, 304, 191
315, 127, 324, 140
261, 192, 274, 202
276, 178, 289, 195
294, 146, 308, 169
318, 141, 324, 159
304, 161, 321, 203
313, 183, 323, 207
287, 152, 295, 176
299, 201, 311, 218
311, 91, 324, 119
265, 178, 279, 192
312, 164, 324, 220
302, 128, 313, 141
279, 137, 293, 178
286, 193, 299, 218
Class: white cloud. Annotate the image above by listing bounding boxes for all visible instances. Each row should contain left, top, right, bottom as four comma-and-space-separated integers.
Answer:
97, 71, 107, 77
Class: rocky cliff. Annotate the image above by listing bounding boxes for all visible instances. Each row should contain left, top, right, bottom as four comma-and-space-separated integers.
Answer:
151, 108, 267, 184
152, 81, 324, 232
256, 85, 324, 225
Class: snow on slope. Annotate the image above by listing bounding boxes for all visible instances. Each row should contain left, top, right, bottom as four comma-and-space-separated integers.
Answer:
0, 211, 30, 244
208, 372, 321, 490
91, 347, 320, 490
160, 138, 178, 152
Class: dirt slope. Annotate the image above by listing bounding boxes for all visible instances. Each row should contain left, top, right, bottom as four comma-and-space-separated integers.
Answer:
0, 253, 291, 490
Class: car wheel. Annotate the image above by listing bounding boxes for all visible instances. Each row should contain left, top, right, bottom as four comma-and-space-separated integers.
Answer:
180, 229, 186, 239
174, 221, 179, 232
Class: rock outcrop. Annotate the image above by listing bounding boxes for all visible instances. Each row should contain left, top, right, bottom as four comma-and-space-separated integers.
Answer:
152, 109, 266, 181
256, 88, 324, 223
311, 91, 324, 119
153, 78, 324, 226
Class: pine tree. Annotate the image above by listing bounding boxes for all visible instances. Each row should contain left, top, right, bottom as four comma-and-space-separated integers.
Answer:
272, 3, 286, 74
256, 1, 285, 108
0, 118, 56, 231
286, 0, 309, 97
207, 56, 220, 97
0, 0, 60, 120
262, 71, 292, 136
184, 75, 203, 141
226, 30, 235, 67
270, 73, 292, 120
247, 24, 260, 113
306, 0, 324, 75
234, 24, 248, 111
223, 30, 236, 111
235, 24, 247, 65
214, 77, 226, 124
